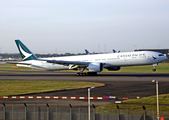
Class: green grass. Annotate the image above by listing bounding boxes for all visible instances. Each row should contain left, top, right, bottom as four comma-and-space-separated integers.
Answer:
0, 80, 104, 96
0, 64, 13, 66
0, 67, 38, 71
96, 105, 169, 116
96, 94, 169, 112
122, 94, 169, 105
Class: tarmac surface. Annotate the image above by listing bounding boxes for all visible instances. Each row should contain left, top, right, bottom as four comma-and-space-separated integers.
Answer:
0, 70, 169, 107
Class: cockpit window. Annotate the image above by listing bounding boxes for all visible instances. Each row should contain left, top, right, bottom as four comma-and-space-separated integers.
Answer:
159, 54, 164, 56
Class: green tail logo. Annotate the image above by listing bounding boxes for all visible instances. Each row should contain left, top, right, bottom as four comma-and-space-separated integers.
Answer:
15, 40, 37, 61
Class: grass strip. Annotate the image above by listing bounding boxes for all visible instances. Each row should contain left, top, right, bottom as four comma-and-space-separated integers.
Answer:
122, 94, 169, 105
97, 93, 169, 113
0, 80, 104, 96
96, 105, 169, 116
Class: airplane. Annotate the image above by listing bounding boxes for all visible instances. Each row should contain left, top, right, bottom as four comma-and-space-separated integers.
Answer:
14, 40, 167, 76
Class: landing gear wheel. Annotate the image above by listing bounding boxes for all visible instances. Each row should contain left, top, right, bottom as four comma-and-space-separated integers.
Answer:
77, 72, 97, 76
83, 73, 87, 76
87, 72, 97, 76
80, 73, 84, 76
77, 72, 87, 76
152, 63, 157, 72
77, 72, 80, 76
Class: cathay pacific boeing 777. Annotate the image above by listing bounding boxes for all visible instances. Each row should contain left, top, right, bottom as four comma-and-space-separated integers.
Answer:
15, 40, 167, 75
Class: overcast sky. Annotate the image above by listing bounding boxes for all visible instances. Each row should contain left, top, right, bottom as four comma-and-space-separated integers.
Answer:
1, 0, 169, 54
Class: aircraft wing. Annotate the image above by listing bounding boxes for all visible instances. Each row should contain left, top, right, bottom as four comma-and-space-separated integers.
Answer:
38, 59, 89, 66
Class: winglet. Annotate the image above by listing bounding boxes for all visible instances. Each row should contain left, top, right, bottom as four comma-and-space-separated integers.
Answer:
15, 40, 37, 61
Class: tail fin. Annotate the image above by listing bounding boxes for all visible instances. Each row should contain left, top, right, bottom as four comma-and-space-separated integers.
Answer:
15, 40, 37, 61
85, 49, 90, 55
112, 49, 116, 53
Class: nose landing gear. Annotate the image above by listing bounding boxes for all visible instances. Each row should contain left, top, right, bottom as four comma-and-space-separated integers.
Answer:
152, 68, 156, 72
152, 63, 157, 72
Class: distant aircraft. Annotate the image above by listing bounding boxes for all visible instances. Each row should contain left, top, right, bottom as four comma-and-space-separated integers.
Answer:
85, 49, 117, 54
85, 49, 90, 55
14, 40, 167, 75
112, 49, 116, 53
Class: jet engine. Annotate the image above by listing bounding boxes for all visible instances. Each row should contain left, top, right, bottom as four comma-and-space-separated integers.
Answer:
106, 66, 121, 71
88, 62, 104, 72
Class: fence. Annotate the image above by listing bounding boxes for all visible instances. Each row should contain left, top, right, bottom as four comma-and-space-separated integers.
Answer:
0, 105, 169, 120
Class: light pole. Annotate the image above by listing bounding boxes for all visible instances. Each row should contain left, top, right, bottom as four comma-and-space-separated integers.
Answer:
98, 44, 100, 54
152, 80, 160, 120
88, 86, 95, 120
104, 44, 106, 53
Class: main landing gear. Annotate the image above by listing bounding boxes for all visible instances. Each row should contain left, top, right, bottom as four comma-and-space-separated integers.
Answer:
152, 63, 157, 72
77, 72, 87, 76
76, 72, 97, 76
77, 68, 98, 76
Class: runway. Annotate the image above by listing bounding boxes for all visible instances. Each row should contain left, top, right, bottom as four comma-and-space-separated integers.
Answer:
0, 71, 169, 107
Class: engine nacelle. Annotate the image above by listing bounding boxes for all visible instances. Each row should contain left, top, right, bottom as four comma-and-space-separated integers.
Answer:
106, 66, 121, 71
88, 62, 104, 72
